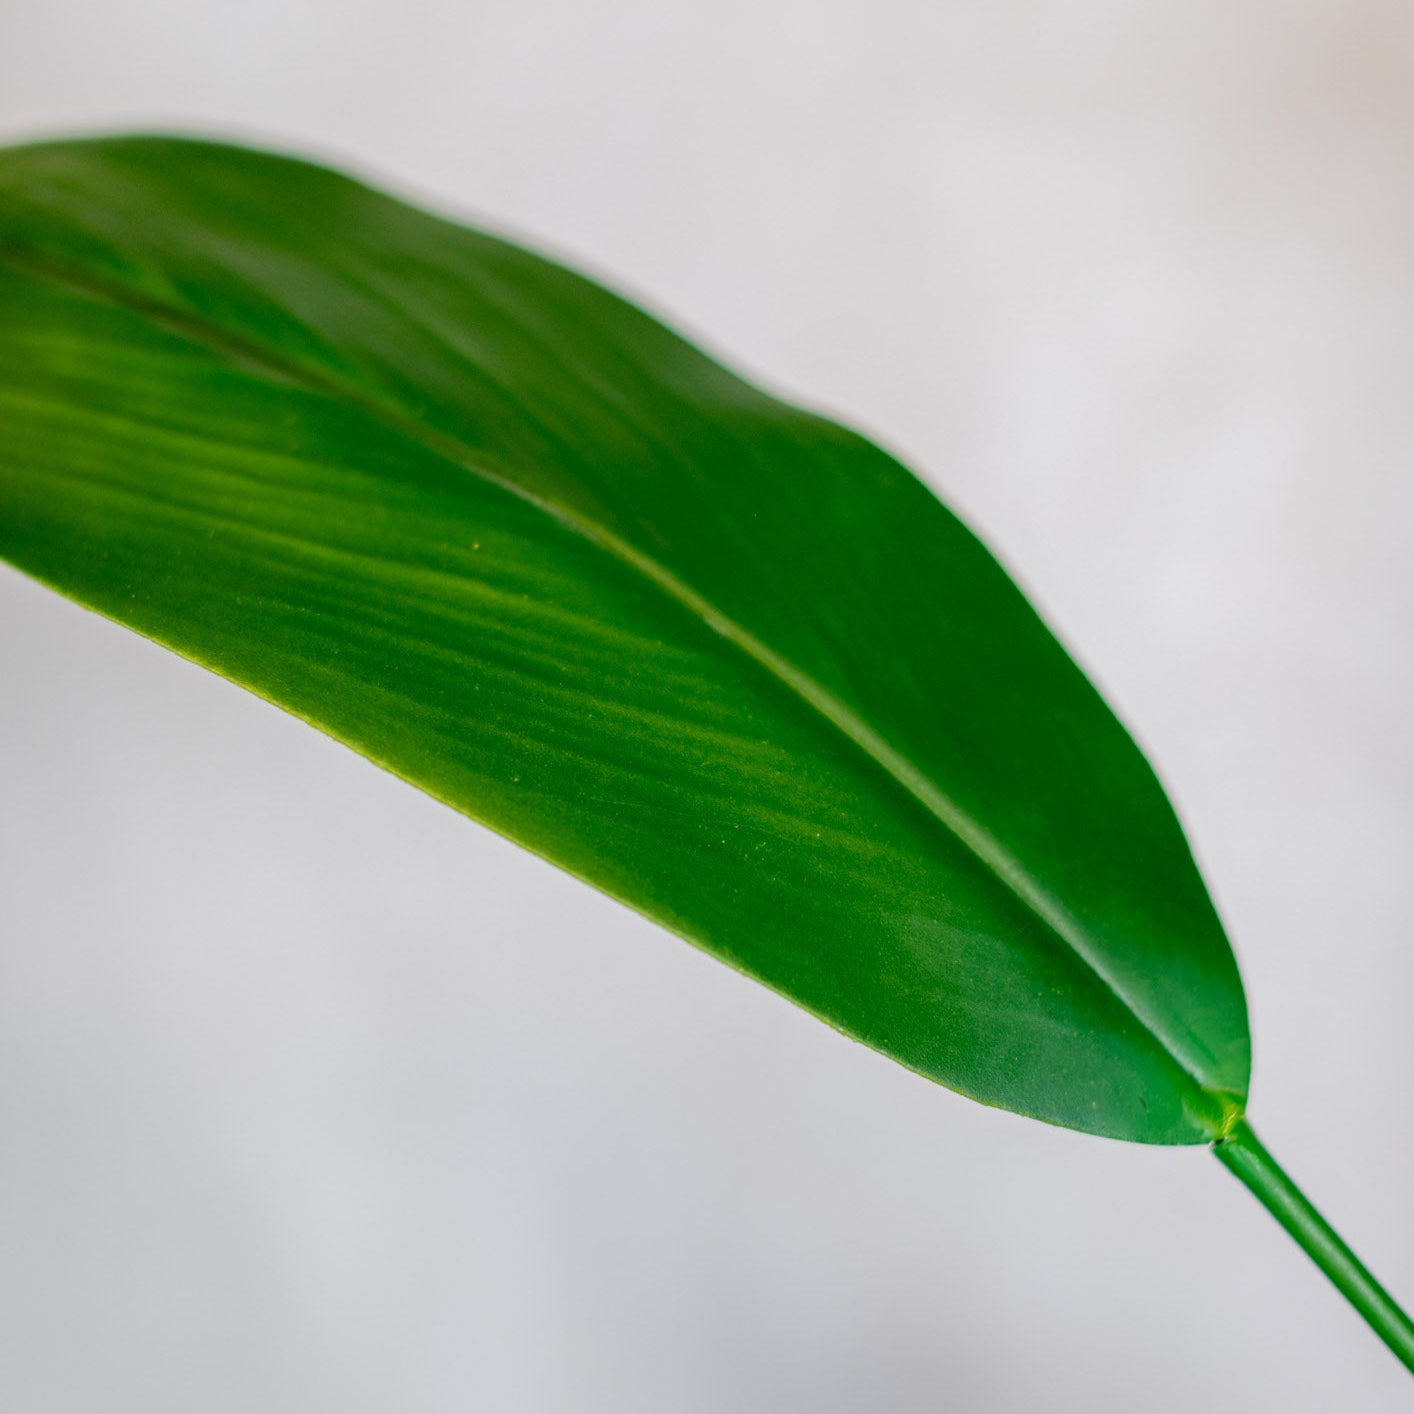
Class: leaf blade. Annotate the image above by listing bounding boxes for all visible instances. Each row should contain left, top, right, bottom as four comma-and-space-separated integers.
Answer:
0, 134, 1249, 1141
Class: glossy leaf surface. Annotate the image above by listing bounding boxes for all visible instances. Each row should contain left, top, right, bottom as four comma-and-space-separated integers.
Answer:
0, 136, 1248, 1142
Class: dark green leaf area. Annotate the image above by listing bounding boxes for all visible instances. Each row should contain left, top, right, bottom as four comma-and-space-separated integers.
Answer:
0, 137, 1248, 1141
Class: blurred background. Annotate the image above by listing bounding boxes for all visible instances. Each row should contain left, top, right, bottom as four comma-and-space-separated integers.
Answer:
2, 2, 1413, 1409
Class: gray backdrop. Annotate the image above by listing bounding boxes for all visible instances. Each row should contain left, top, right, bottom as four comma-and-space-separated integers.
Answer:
2, 3, 1412, 1410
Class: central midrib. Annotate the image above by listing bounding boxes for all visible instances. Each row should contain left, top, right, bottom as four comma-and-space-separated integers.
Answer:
2, 240, 1216, 1099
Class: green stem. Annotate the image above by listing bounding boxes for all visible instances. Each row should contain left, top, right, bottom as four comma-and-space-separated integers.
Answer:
1214, 1118, 1414, 1374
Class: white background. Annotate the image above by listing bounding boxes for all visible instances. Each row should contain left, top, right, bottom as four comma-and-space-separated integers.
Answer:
2, 2, 1413, 1410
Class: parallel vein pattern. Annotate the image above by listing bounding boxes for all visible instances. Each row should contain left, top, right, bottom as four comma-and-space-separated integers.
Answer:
0, 136, 1250, 1142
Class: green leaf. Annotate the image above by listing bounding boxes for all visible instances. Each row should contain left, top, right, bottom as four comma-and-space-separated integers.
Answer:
0, 134, 1247, 1143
